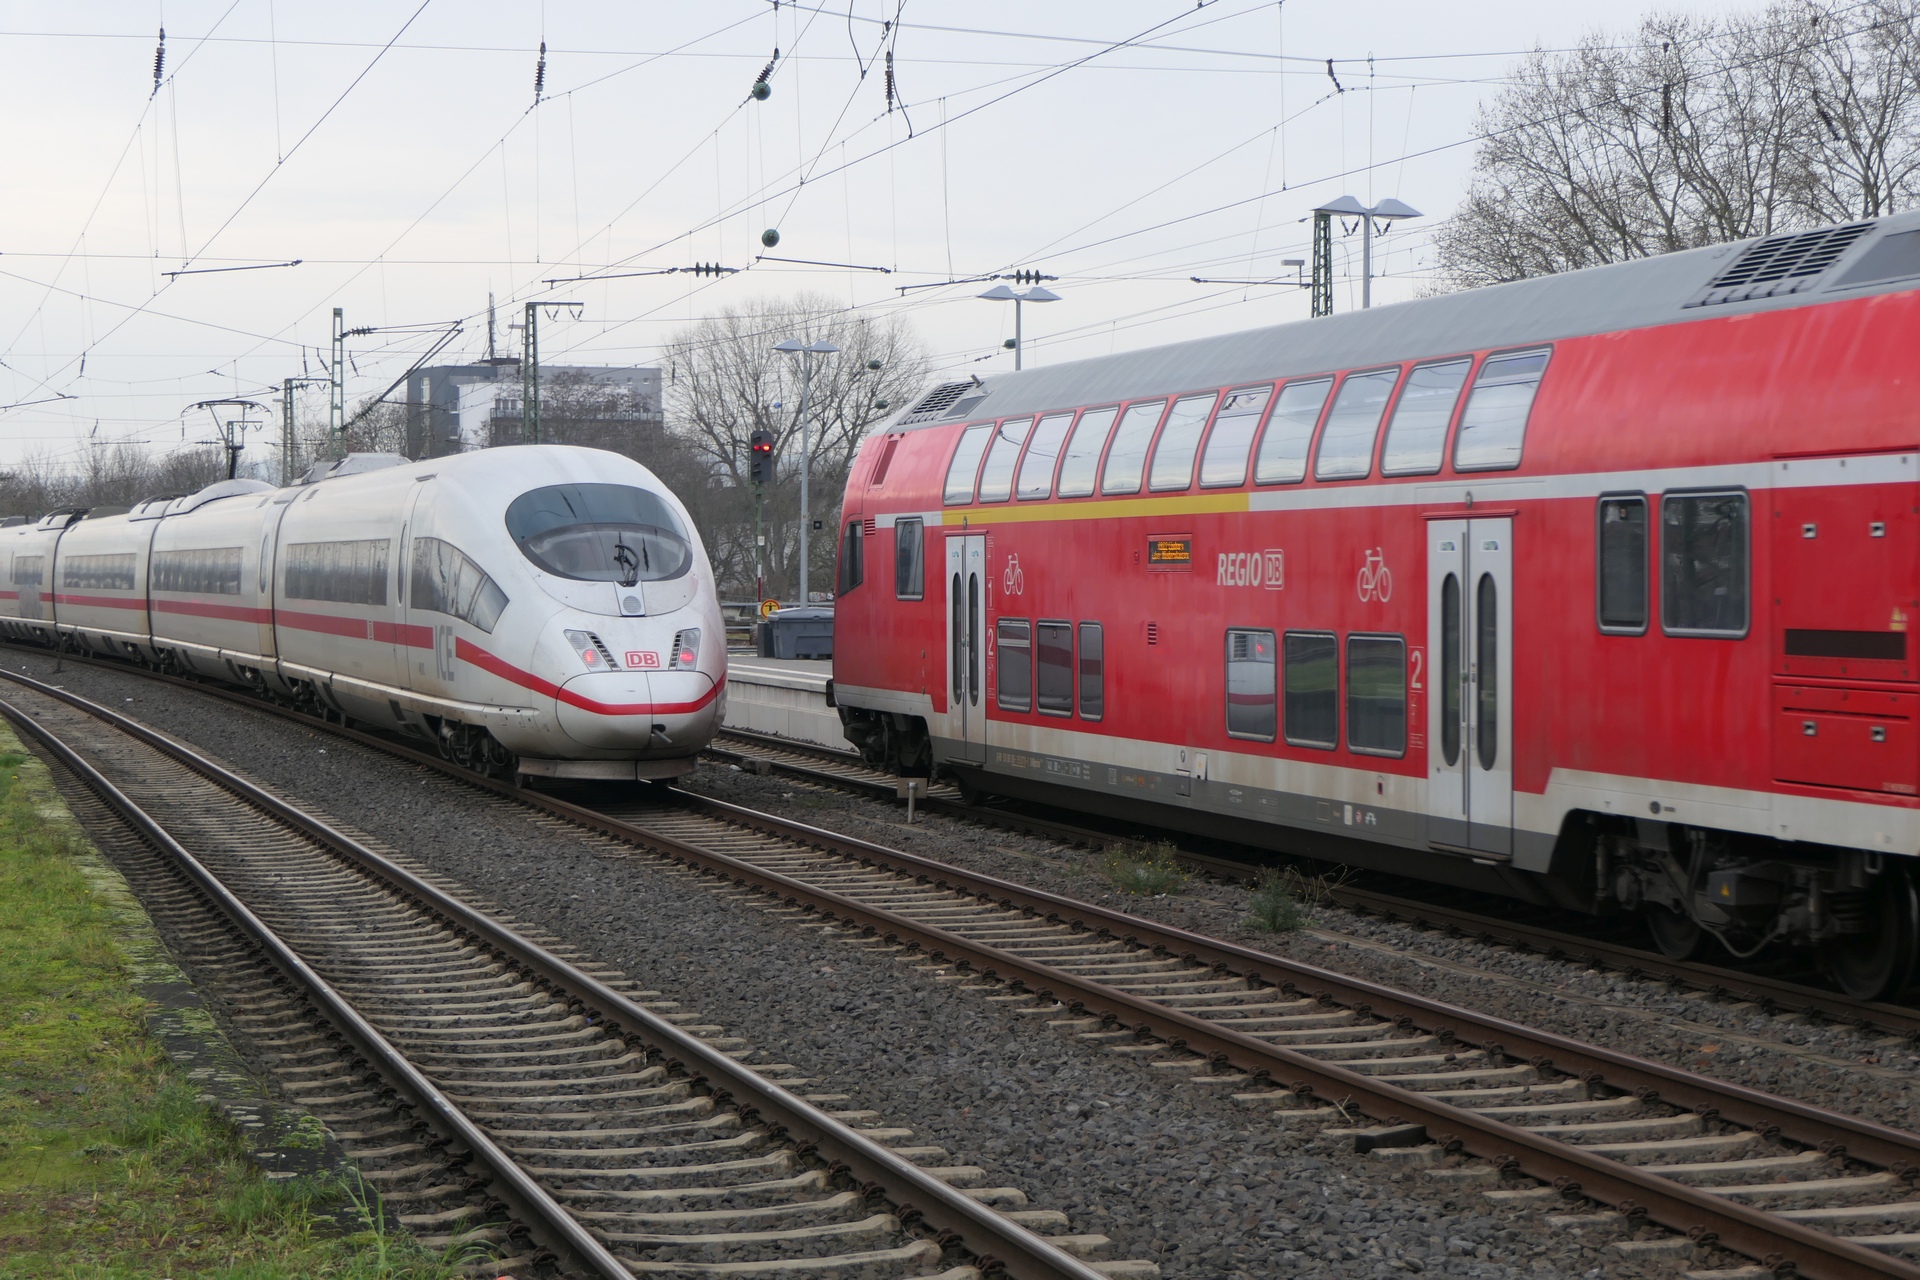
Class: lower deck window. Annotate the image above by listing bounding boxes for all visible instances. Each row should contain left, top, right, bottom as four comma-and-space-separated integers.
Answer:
1037, 622, 1073, 715
1346, 634, 1407, 756
1226, 629, 1277, 741
1662, 491, 1748, 636
1284, 631, 1338, 749
996, 618, 1033, 711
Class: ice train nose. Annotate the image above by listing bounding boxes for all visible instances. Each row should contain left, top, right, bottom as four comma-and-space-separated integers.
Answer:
555, 670, 717, 751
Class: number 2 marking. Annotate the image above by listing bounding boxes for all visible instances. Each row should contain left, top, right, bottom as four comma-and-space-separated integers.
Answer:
1409, 648, 1424, 691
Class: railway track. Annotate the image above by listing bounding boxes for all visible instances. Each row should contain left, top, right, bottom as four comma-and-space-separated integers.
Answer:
14, 656, 1920, 1275
706, 728, 1920, 1042
0, 676, 1121, 1280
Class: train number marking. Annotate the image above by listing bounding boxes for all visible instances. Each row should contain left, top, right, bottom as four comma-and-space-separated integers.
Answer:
1356, 548, 1393, 603
1409, 648, 1424, 691
625, 651, 661, 669
1217, 548, 1284, 589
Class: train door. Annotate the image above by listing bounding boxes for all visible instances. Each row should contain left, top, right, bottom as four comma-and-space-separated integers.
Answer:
1426, 517, 1514, 856
945, 533, 987, 765
392, 478, 434, 691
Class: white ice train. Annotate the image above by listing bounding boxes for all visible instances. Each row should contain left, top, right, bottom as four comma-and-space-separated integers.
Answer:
0, 446, 726, 780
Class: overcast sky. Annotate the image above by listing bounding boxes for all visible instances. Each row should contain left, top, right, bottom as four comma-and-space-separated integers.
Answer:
0, 0, 1751, 472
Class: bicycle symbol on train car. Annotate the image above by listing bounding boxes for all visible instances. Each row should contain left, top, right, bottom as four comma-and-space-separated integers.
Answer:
1356, 548, 1393, 603
1002, 553, 1026, 596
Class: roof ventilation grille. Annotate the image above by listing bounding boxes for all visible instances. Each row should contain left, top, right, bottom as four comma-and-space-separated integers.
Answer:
899, 380, 987, 425
1686, 221, 1873, 308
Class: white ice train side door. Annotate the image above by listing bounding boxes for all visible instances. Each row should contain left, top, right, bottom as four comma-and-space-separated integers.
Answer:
1426, 518, 1513, 857
945, 533, 987, 765
392, 477, 435, 691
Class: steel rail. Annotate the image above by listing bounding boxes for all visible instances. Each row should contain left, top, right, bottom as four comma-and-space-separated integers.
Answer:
710, 728, 1920, 1038
0, 673, 1108, 1280
9, 663, 1920, 1276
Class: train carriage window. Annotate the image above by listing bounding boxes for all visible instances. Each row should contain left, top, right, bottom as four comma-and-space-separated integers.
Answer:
1056, 408, 1119, 498
976, 417, 1033, 503
894, 518, 925, 599
1100, 400, 1170, 495
285, 539, 390, 606
1148, 393, 1220, 492
62, 553, 137, 592
1283, 630, 1339, 749
838, 520, 864, 594
1346, 635, 1408, 757
996, 618, 1033, 712
942, 423, 994, 504
11, 555, 42, 587
1077, 622, 1104, 721
1440, 575, 1461, 766
1477, 576, 1499, 768
410, 538, 508, 633
1016, 413, 1074, 500
1314, 368, 1401, 481
1225, 628, 1278, 741
1199, 386, 1273, 488
1254, 378, 1334, 485
1597, 495, 1649, 632
1037, 621, 1073, 715
1454, 347, 1550, 471
1661, 491, 1749, 636
152, 547, 244, 596
1381, 359, 1472, 476
506, 484, 691, 583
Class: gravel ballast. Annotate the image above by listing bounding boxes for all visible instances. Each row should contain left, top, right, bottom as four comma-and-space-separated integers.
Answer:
6, 651, 1811, 1278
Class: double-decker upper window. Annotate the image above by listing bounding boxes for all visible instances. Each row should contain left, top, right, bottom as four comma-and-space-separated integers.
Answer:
1255, 378, 1332, 485
1148, 393, 1219, 491
1314, 369, 1400, 481
942, 424, 994, 504
1016, 413, 1075, 500
1100, 400, 1169, 495
1056, 408, 1118, 498
1454, 348, 1549, 471
975, 417, 1032, 503
1199, 386, 1273, 488
1381, 359, 1471, 476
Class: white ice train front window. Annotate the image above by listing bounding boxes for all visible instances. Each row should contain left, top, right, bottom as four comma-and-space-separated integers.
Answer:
506, 484, 691, 586
411, 538, 508, 633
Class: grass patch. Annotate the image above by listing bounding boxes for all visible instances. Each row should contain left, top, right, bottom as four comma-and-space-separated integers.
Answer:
1099, 840, 1190, 896
1245, 865, 1344, 933
0, 730, 470, 1279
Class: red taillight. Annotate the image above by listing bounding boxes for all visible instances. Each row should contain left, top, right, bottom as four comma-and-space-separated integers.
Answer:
678, 648, 696, 666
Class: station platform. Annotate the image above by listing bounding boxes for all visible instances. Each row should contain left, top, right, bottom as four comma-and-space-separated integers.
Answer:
722, 655, 849, 752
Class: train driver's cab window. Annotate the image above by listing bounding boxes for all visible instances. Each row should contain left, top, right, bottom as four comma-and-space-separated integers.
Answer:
1100, 400, 1170, 495
1597, 495, 1648, 632
1254, 378, 1332, 485
1662, 491, 1749, 637
1077, 622, 1104, 720
1199, 386, 1273, 487
1055, 408, 1119, 498
942, 423, 994, 504
1314, 368, 1401, 481
1225, 628, 1277, 741
996, 618, 1033, 711
1037, 621, 1073, 715
1346, 635, 1407, 756
894, 518, 924, 600
1381, 359, 1471, 476
838, 520, 864, 594
1148, 393, 1220, 492
1283, 631, 1338, 749
975, 417, 1033, 503
1016, 413, 1075, 500
1454, 347, 1550, 471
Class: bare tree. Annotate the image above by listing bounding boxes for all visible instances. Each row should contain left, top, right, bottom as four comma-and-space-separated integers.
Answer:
662, 294, 927, 600
1435, 0, 1920, 289
0, 442, 228, 518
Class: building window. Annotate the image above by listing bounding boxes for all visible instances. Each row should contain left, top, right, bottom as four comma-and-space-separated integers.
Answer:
1346, 635, 1407, 756
1283, 631, 1338, 749
152, 547, 244, 596
1662, 491, 1749, 636
1454, 347, 1550, 471
838, 519, 864, 594
894, 518, 924, 599
1077, 622, 1104, 721
1597, 495, 1648, 632
285, 539, 390, 606
410, 538, 508, 633
1225, 628, 1277, 741
1314, 368, 1400, 481
996, 618, 1033, 711
943, 423, 993, 504
1037, 621, 1073, 715
62, 553, 138, 592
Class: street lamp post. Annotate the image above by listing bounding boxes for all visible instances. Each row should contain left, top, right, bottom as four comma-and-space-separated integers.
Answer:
1311, 195, 1421, 309
772, 338, 841, 603
977, 284, 1060, 370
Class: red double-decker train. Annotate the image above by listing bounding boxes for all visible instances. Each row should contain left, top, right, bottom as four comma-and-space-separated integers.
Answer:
829, 212, 1920, 999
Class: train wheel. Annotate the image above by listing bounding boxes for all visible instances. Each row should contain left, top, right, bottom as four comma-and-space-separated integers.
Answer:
1644, 903, 1708, 961
1824, 872, 1920, 1002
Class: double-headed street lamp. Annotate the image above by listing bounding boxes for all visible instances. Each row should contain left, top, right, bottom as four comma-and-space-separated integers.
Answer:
771, 338, 841, 603
1312, 195, 1421, 309
977, 283, 1059, 370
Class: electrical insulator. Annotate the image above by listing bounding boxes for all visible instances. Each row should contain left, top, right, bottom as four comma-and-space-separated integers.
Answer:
761, 228, 781, 248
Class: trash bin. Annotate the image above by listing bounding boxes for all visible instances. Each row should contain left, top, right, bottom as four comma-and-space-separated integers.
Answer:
757, 605, 835, 659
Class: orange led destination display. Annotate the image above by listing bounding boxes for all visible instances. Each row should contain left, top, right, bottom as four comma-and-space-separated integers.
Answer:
1147, 535, 1193, 570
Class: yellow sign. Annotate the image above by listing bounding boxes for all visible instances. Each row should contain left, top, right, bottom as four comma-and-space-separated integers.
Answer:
760, 598, 780, 618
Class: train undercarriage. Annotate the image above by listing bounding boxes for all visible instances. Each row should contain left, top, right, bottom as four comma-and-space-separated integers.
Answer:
838, 705, 1920, 1001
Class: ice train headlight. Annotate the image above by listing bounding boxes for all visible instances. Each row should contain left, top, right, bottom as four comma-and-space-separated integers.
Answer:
669, 628, 700, 670
564, 629, 615, 669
